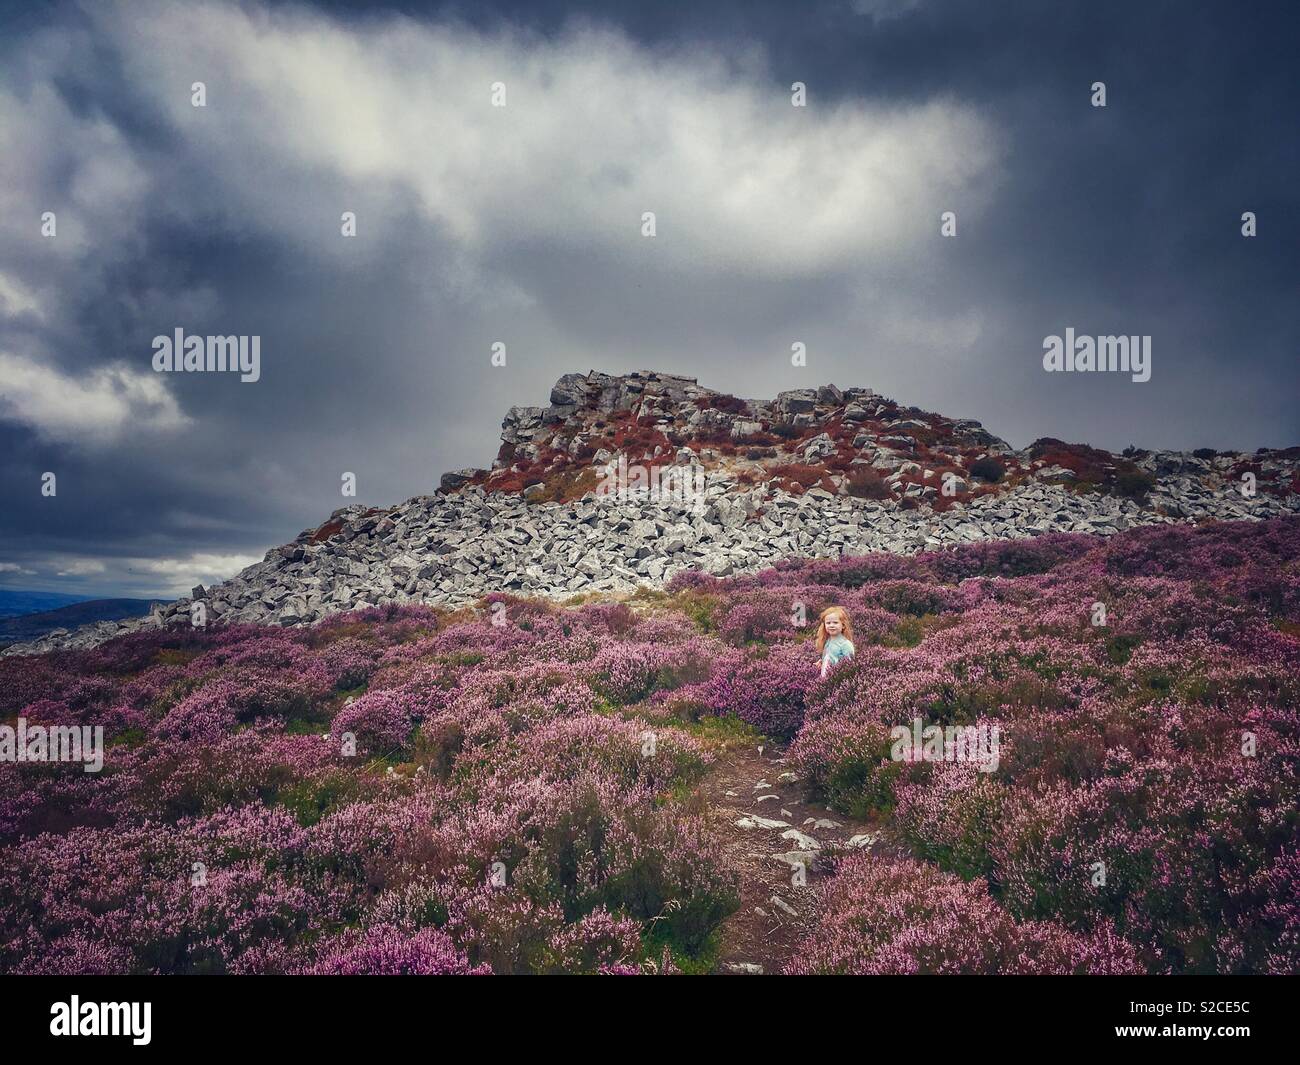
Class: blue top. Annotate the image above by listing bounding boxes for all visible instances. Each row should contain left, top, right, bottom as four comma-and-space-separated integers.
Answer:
821, 634, 855, 672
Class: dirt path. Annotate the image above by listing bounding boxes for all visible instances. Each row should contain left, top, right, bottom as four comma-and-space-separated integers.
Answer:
700, 737, 892, 975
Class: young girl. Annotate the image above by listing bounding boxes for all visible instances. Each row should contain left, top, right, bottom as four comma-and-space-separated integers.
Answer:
816, 605, 855, 679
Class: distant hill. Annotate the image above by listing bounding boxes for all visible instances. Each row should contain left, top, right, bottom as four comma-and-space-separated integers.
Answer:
0, 598, 161, 646
0, 589, 94, 620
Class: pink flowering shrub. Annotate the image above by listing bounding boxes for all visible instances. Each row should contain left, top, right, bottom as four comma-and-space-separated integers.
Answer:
716, 591, 801, 644
0, 608, 741, 973
673, 640, 820, 737
0, 516, 1295, 974
331, 689, 423, 756
786, 856, 1144, 974
304, 925, 487, 975
777, 518, 1300, 973
590, 637, 716, 704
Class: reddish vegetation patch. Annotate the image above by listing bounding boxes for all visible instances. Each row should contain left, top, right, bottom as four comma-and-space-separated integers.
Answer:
824, 440, 859, 473
527, 467, 602, 504
463, 383, 1291, 514
845, 467, 891, 500
611, 418, 671, 457
1028, 438, 1159, 499
768, 464, 836, 494
1229, 458, 1293, 499
697, 393, 748, 415
311, 508, 385, 543
1028, 438, 1116, 483
770, 423, 812, 443
489, 471, 542, 493
311, 518, 346, 543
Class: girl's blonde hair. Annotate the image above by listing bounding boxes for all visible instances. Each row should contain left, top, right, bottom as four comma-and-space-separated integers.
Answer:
815, 606, 854, 652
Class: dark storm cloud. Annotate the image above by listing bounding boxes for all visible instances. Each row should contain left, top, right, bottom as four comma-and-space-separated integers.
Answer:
0, 0, 1295, 597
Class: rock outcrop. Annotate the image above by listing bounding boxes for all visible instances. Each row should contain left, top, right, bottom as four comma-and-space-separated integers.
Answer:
7, 369, 1297, 656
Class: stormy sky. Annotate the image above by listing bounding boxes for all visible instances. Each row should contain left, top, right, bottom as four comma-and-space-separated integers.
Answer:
0, 0, 1296, 598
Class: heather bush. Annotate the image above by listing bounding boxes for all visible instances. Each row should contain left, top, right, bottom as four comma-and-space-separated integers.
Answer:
923, 533, 1095, 581
793, 710, 901, 817
331, 689, 423, 756
304, 925, 487, 975
716, 592, 799, 645
0, 610, 740, 973
845, 466, 892, 499
892, 760, 1006, 879
864, 579, 961, 617
968, 456, 1005, 482
681, 640, 819, 737
316, 637, 381, 690
777, 519, 1300, 972
590, 638, 714, 703
786, 856, 1143, 974
2, 516, 1296, 974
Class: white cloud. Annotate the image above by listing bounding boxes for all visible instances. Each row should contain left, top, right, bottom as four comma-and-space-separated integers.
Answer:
55, 559, 107, 577
0, 352, 189, 444
0, 273, 43, 320
0, 80, 155, 263
35, 551, 259, 597
134, 551, 261, 587
852, 0, 926, 22
92, 0, 1001, 279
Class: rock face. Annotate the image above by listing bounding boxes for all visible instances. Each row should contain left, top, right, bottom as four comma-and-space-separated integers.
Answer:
7, 369, 1298, 656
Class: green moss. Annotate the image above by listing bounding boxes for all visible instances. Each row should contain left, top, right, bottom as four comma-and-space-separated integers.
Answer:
680, 714, 763, 748
827, 755, 903, 819
644, 927, 725, 975
107, 726, 148, 749
1105, 633, 1142, 665
438, 651, 485, 668
887, 615, 927, 647
671, 591, 720, 633
275, 769, 365, 826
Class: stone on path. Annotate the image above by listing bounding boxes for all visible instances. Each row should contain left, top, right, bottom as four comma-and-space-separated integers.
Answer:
780, 828, 821, 850
735, 815, 791, 830
769, 895, 798, 917
771, 849, 817, 869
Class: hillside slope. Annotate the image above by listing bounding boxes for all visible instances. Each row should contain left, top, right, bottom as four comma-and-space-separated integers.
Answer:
1, 516, 1295, 974
0, 590, 93, 620
6, 370, 1297, 656
0, 599, 160, 648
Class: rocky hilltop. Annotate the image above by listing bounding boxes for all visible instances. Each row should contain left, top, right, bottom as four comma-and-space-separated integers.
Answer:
8, 369, 1298, 655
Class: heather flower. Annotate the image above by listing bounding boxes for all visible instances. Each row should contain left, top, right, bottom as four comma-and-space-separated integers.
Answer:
331, 688, 423, 755
785, 856, 1143, 975
1, 515, 1295, 974
681, 640, 819, 737
304, 925, 487, 975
